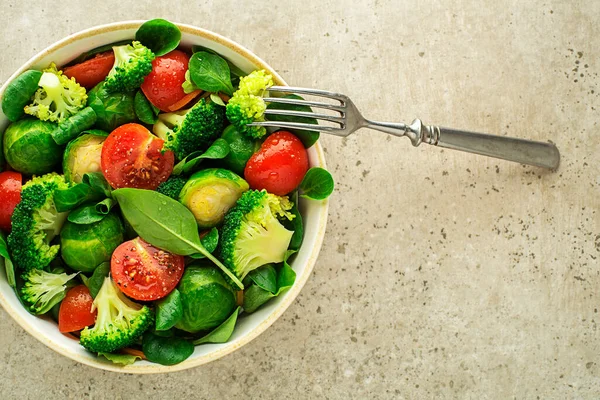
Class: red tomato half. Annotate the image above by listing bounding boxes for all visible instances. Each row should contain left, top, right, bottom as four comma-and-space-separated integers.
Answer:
141, 50, 190, 112
58, 285, 97, 333
244, 131, 309, 195
0, 171, 22, 232
111, 237, 185, 301
63, 52, 115, 89
101, 123, 174, 190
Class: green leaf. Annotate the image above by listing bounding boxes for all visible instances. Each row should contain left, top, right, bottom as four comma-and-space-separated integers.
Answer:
188, 51, 234, 96
155, 289, 183, 331
193, 306, 240, 345
112, 188, 243, 289
189, 228, 219, 259
87, 262, 110, 298
299, 167, 334, 200
67, 204, 106, 224
51, 107, 97, 145
243, 254, 296, 313
134, 90, 159, 124
0, 232, 15, 288
248, 264, 277, 294
96, 198, 116, 214
54, 183, 103, 213
266, 94, 320, 148
98, 352, 142, 366
282, 191, 303, 251
172, 138, 230, 176
135, 19, 181, 57
210, 93, 226, 107
83, 172, 112, 197
2, 70, 42, 122
142, 332, 194, 366
191, 45, 245, 78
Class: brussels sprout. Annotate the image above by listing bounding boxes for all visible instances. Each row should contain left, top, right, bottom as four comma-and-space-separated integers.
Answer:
87, 82, 135, 132
63, 130, 108, 183
2, 119, 62, 175
219, 125, 260, 175
60, 212, 124, 272
179, 168, 249, 229
175, 264, 237, 333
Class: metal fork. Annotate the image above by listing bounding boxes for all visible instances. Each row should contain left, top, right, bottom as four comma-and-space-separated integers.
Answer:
251, 86, 560, 169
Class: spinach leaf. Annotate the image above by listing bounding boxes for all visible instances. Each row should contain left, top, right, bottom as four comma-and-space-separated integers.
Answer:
266, 94, 320, 148
243, 252, 296, 313
86, 262, 110, 298
248, 264, 277, 294
87, 82, 136, 132
0, 232, 15, 288
51, 107, 97, 145
98, 352, 142, 366
142, 332, 194, 366
66, 40, 131, 65
188, 52, 234, 96
193, 306, 241, 345
155, 289, 183, 331
299, 167, 334, 200
172, 138, 230, 176
112, 188, 243, 289
191, 45, 246, 78
282, 191, 303, 251
96, 198, 116, 214
83, 172, 113, 198
135, 19, 181, 57
2, 70, 42, 122
134, 90, 159, 124
68, 204, 105, 224
54, 183, 103, 212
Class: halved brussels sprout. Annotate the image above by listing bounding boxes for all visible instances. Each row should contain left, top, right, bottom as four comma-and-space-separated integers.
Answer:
60, 212, 124, 272
175, 264, 237, 333
179, 168, 249, 229
219, 124, 260, 175
3, 119, 62, 175
63, 130, 108, 183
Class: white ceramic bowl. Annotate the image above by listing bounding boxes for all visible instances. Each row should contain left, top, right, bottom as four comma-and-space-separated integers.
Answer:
0, 21, 328, 373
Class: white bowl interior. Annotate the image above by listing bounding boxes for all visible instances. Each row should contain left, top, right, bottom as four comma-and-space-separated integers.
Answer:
0, 22, 328, 373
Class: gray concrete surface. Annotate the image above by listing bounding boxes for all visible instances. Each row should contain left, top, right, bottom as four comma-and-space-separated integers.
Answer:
1, 0, 599, 398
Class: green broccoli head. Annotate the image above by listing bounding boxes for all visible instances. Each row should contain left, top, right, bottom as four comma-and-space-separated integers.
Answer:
20, 269, 78, 315
153, 98, 226, 160
156, 176, 188, 199
219, 189, 294, 281
225, 70, 274, 139
104, 41, 155, 93
80, 277, 153, 353
7, 173, 69, 273
23, 63, 87, 123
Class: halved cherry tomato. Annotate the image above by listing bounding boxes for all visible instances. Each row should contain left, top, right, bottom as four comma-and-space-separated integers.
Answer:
244, 131, 309, 195
0, 171, 22, 232
111, 237, 185, 301
141, 50, 190, 112
101, 123, 174, 190
63, 52, 115, 89
58, 285, 97, 333
167, 89, 202, 112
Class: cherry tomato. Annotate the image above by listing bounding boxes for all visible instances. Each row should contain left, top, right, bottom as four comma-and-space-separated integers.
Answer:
141, 50, 190, 112
111, 237, 185, 301
0, 171, 22, 232
244, 131, 309, 195
58, 285, 97, 333
63, 52, 115, 89
101, 123, 174, 190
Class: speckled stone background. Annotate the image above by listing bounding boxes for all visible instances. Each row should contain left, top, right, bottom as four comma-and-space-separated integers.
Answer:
1, 0, 599, 398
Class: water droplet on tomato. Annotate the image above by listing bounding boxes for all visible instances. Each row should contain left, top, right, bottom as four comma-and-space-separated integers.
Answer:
269, 172, 279, 180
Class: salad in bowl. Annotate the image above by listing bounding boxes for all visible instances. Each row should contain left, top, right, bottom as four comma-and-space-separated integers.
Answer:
0, 19, 332, 370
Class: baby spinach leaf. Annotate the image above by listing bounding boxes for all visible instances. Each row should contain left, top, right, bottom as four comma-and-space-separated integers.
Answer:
98, 352, 142, 366
155, 289, 183, 331
142, 332, 194, 366
51, 107, 97, 145
87, 262, 110, 298
0, 232, 15, 288
54, 184, 103, 213
172, 138, 230, 176
193, 306, 241, 345
299, 167, 334, 200
96, 198, 116, 214
83, 172, 112, 198
135, 19, 181, 57
112, 188, 243, 289
134, 90, 159, 124
282, 191, 303, 251
2, 70, 42, 122
243, 254, 296, 313
189, 51, 234, 96
68, 204, 106, 224
191, 45, 246, 78
248, 264, 277, 294
266, 94, 320, 148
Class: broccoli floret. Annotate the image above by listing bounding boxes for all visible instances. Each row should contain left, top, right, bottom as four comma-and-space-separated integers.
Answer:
104, 41, 155, 93
7, 173, 69, 273
156, 176, 187, 199
24, 63, 87, 123
20, 269, 78, 315
80, 277, 153, 353
219, 189, 294, 281
225, 70, 273, 139
153, 98, 226, 160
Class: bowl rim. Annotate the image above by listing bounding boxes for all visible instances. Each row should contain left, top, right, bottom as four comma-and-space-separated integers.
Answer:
0, 20, 329, 373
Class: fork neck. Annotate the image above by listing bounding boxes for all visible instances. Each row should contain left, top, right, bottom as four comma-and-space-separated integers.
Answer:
364, 118, 439, 147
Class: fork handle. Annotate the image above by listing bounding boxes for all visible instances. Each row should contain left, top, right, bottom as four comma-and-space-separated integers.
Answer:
365, 119, 560, 169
